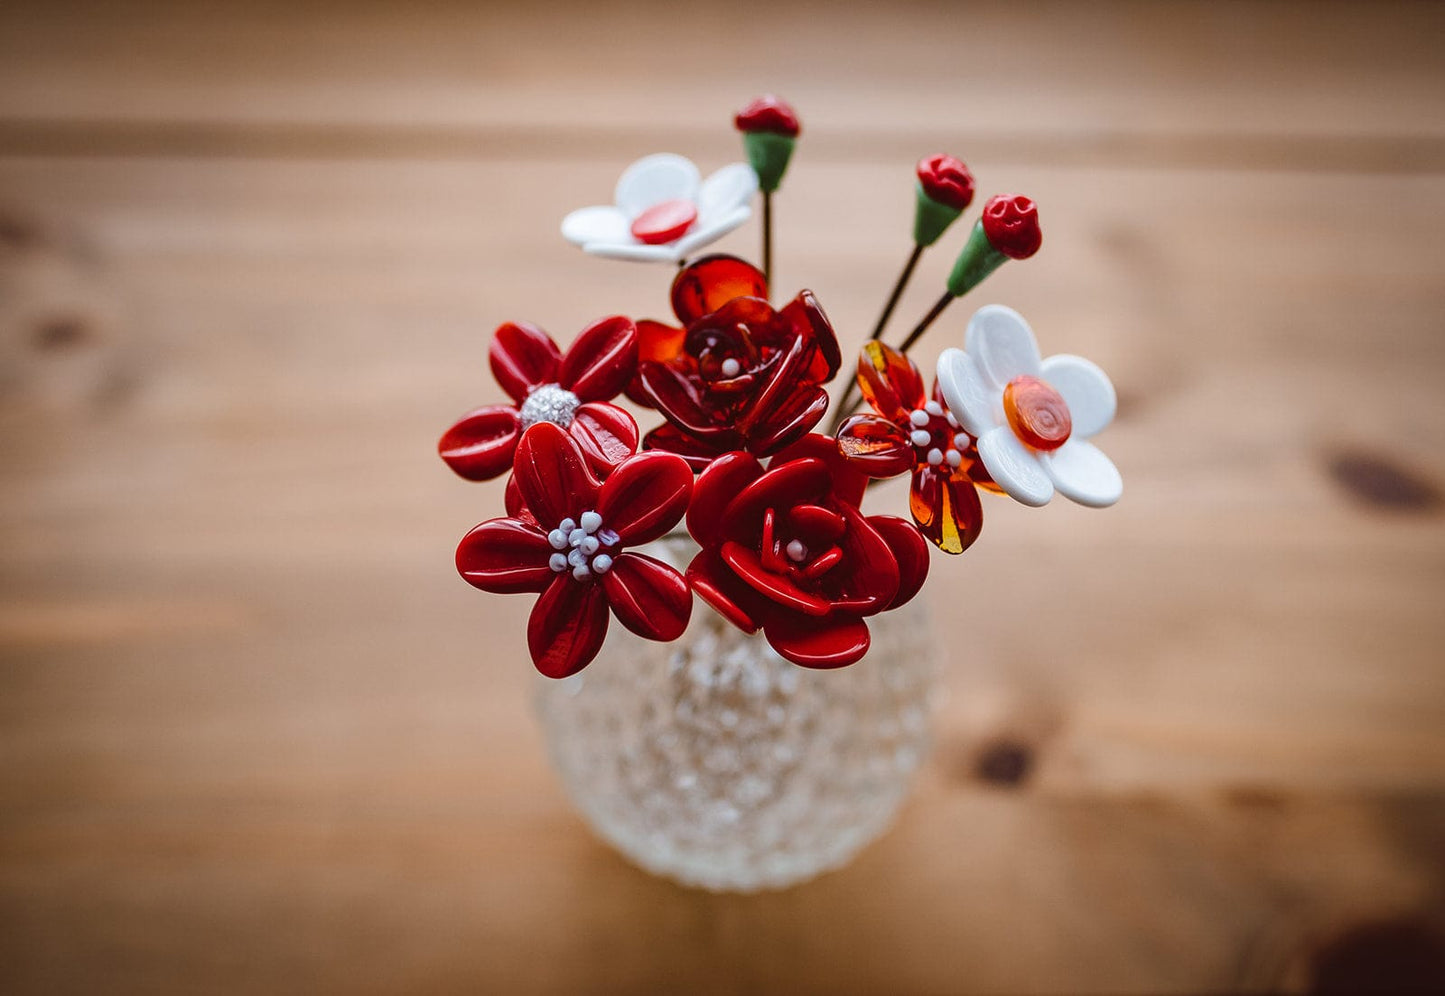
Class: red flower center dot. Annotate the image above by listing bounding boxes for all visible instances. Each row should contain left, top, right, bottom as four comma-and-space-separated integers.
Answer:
630, 199, 698, 245
1003, 375, 1072, 451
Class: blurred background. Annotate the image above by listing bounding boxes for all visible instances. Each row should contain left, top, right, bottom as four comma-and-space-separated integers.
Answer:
2, 1, 1443, 992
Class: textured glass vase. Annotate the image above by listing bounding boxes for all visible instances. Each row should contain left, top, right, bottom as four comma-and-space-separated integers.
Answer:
535, 540, 939, 892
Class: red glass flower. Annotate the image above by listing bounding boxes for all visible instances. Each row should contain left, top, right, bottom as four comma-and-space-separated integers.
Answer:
456, 422, 694, 678
916, 154, 975, 211
734, 95, 801, 137
835, 342, 984, 554
685, 434, 929, 669
981, 194, 1042, 260
439, 316, 640, 482
634, 255, 842, 471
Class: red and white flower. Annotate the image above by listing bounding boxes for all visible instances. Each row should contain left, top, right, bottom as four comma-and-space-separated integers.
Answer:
439, 317, 639, 482
561, 154, 757, 263
456, 423, 695, 678
936, 305, 1121, 508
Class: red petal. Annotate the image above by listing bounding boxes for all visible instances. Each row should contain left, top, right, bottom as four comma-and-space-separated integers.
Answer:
836, 413, 914, 478
513, 422, 600, 530
601, 552, 692, 641
455, 518, 555, 593
569, 402, 638, 477
910, 466, 983, 555
720, 540, 832, 616
503, 473, 538, 527
829, 504, 901, 616
688, 451, 763, 548
558, 315, 637, 402
637, 363, 733, 438
671, 254, 769, 326
643, 423, 732, 472
626, 319, 687, 406
596, 451, 693, 546
723, 457, 831, 542
527, 575, 610, 678
489, 322, 562, 405
745, 384, 830, 457
763, 612, 871, 669
781, 291, 841, 383
438, 406, 522, 482
786, 504, 847, 548
869, 514, 930, 609
770, 433, 870, 509
857, 341, 927, 423
687, 549, 766, 634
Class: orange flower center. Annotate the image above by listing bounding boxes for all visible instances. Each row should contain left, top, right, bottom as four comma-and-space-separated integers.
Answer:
1003, 375, 1071, 451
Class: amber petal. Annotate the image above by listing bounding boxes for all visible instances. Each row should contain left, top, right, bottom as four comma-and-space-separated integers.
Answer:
671, 254, 769, 326
596, 451, 693, 546
910, 465, 983, 554
836, 413, 915, 478
558, 315, 637, 402
687, 451, 764, 548
746, 384, 829, 457
455, 518, 555, 594
438, 405, 522, 482
569, 402, 638, 477
868, 514, 931, 609
857, 340, 927, 423
527, 575, 610, 679
763, 611, 871, 669
601, 552, 692, 642
489, 321, 562, 405
513, 422, 600, 530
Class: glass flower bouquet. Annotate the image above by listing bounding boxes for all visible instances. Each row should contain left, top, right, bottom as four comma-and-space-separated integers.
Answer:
439, 97, 1122, 889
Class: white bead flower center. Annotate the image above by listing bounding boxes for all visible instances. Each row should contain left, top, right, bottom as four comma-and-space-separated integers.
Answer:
546, 512, 620, 581
520, 383, 581, 430
909, 401, 968, 471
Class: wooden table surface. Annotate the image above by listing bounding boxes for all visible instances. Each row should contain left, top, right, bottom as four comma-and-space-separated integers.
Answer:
2, 2, 1444, 992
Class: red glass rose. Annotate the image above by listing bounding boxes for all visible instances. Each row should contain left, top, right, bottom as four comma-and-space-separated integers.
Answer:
916, 154, 975, 211
981, 194, 1042, 260
734, 95, 801, 137
635, 255, 842, 471
685, 435, 929, 669
836, 342, 984, 554
439, 316, 639, 482
456, 422, 694, 678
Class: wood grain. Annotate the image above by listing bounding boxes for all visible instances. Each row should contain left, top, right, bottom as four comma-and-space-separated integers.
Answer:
2, 1, 1444, 992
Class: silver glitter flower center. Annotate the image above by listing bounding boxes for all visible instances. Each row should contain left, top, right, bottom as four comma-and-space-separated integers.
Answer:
519, 383, 581, 429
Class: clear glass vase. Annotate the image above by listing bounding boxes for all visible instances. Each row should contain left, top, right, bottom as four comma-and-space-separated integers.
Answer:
535, 538, 939, 892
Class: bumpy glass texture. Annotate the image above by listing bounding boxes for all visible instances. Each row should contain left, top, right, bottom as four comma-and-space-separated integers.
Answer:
536, 547, 938, 892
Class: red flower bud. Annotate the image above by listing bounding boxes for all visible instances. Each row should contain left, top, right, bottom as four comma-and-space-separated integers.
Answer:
980, 194, 1042, 260
734, 95, 801, 138
915, 154, 974, 211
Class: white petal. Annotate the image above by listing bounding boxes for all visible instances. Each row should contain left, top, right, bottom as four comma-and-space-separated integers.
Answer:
965, 304, 1042, 388
583, 240, 682, 263
976, 426, 1054, 506
1041, 353, 1116, 439
614, 153, 700, 219
1040, 439, 1121, 508
697, 163, 757, 217
561, 205, 630, 247
674, 205, 751, 255
936, 347, 1002, 438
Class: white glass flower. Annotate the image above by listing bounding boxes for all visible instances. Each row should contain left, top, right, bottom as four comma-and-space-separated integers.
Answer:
560, 153, 757, 263
936, 304, 1122, 508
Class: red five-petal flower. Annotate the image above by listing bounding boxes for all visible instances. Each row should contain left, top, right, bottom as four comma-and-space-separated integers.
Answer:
440, 316, 640, 482
685, 437, 928, 669
456, 423, 694, 678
